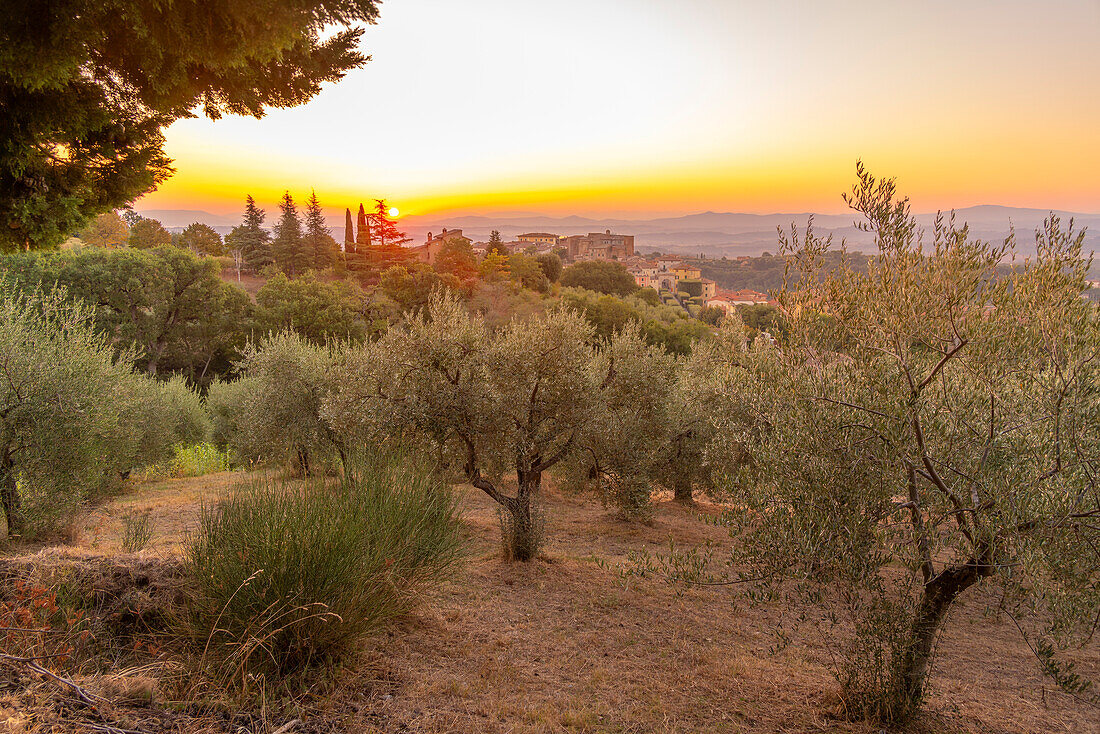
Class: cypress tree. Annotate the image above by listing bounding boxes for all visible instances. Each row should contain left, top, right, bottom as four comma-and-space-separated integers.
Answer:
272, 191, 308, 276
304, 190, 338, 270
356, 203, 372, 247
344, 208, 356, 255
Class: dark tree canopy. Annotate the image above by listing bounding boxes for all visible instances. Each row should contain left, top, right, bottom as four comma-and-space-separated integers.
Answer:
536, 252, 563, 283
179, 222, 225, 256
368, 199, 410, 248
560, 260, 638, 296
227, 195, 272, 273
0, 0, 381, 251
128, 218, 173, 249
0, 246, 245, 377
304, 191, 339, 271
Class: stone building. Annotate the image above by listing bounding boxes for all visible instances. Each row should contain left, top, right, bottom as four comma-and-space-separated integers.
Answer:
560, 230, 635, 260
516, 232, 560, 249
412, 227, 471, 265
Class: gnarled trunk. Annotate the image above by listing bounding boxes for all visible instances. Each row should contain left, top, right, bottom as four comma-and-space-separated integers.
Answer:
506, 469, 542, 561
670, 432, 694, 503
887, 559, 990, 722
294, 446, 311, 478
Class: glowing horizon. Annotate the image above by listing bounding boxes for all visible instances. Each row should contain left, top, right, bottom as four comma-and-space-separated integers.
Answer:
135, 0, 1100, 221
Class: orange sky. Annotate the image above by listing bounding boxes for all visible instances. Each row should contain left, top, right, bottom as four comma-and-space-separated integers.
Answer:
136, 0, 1100, 219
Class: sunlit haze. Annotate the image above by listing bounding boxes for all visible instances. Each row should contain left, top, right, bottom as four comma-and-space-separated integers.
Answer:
136, 0, 1100, 219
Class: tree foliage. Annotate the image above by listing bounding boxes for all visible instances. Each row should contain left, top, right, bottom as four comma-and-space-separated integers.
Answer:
0, 0, 381, 250
368, 199, 410, 247
255, 271, 376, 345
179, 222, 224, 256
0, 285, 206, 538
233, 331, 346, 475
433, 238, 479, 281
227, 195, 272, 273
128, 218, 173, 249
487, 230, 507, 257
380, 264, 461, 313
0, 246, 247, 377
78, 212, 130, 248
561, 287, 712, 355
536, 252, 563, 283
304, 190, 339, 271
507, 253, 550, 293
327, 293, 605, 560
560, 260, 638, 296
273, 191, 310, 276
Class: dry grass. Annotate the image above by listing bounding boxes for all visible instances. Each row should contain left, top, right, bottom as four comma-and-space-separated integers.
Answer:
5, 472, 1099, 733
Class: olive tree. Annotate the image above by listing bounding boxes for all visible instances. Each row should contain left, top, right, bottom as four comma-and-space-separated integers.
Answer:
560, 322, 677, 518
655, 316, 748, 504
718, 167, 1100, 722
327, 292, 605, 560
234, 330, 346, 474
122, 374, 212, 474
0, 286, 134, 537
563, 316, 748, 516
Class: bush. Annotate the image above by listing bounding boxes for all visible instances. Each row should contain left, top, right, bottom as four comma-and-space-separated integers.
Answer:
121, 508, 154, 552
135, 443, 232, 481
184, 448, 463, 683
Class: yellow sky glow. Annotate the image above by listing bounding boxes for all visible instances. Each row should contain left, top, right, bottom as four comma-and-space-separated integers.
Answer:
136, 0, 1100, 220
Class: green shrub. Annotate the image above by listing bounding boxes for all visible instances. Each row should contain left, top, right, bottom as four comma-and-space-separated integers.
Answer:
126, 375, 212, 473
173, 443, 231, 477
184, 447, 463, 684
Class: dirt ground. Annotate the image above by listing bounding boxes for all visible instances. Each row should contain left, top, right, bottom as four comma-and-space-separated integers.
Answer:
18, 473, 1100, 732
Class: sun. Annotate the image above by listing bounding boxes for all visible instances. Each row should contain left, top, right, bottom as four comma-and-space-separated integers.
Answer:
388, 207, 400, 217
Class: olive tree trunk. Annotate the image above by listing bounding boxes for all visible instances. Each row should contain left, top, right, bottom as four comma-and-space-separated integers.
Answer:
0, 452, 22, 537
672, 474, 693, 503
887, 559, 990, 722
506, 469, 542, 561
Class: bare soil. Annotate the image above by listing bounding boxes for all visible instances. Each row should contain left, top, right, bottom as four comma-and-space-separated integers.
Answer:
5, 472, 1099, 733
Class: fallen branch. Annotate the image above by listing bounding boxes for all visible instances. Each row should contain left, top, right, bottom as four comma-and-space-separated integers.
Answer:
0, 652, 108, 707
271, 719, 301, 734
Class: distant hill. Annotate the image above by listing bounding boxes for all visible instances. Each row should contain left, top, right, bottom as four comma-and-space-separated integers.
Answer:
403, 205, 1100, 258
134, 209, 238, 228
138, 205, 1100, 259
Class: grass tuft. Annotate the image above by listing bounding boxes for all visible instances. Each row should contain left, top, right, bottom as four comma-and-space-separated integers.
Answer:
182, 446, 464, 689
121, 509, 154, 553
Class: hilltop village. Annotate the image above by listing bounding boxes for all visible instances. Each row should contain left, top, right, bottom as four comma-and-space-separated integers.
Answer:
396, 219, 774, 314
